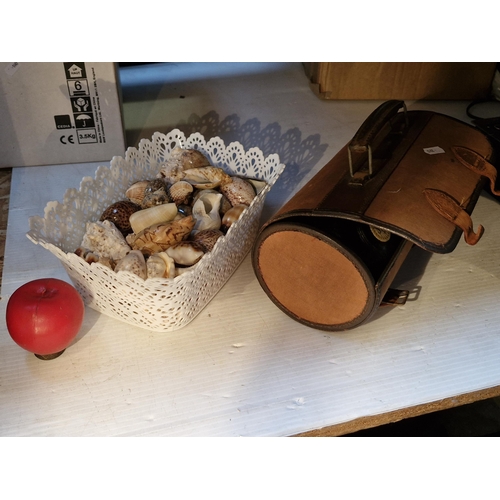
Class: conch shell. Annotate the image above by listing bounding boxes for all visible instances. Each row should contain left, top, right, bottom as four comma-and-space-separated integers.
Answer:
114, 249, 147, 280
81, 220, 131, 261
129, 203, 178, 234
192, 188, 232, 215
129, 216, 195, 255
192, 192, 222, 232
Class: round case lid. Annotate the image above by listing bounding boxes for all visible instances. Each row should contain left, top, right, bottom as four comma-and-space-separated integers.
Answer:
253, 222, 376, 331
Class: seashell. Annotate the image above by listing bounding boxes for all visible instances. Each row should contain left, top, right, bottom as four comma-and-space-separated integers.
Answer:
220, 176, 256, 207
166, 241, 205, 266
247, 178, 267, 195
158, 147, 210, 184
193, 189, 231, 215
158, 163, 185, 184
175, 262, 200, 277
144, 178, 166, 194
81, 220, 131, 261
129, 203, 179, 234
141, 191, 171, 208
75, 246, 94, 259
221, 204, 247, 231
169, 146, 211, 170
219, 193, 233, 215
125, 180, 149, 205
182, 166, 232, 189
100, 200, 140, 236
74, 247, 115, 269
130, 215, 195, 255
114, 250, 147, 280
192, 229, 224, 252
146, 252, 176, 279
141, 179, 171, 208
177, 204, 192, 217
169, 180, 194, 206
192, 192, 222, 232
192, 188, 219, 204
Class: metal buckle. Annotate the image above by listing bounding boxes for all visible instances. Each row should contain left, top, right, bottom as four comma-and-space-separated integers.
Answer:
348, 144, 372, 178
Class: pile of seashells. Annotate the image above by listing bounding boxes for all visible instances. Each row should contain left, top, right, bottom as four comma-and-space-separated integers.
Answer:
74, 147, 266, 280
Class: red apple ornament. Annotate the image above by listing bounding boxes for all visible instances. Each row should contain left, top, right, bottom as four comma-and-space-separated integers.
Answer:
6, 278, 85, 360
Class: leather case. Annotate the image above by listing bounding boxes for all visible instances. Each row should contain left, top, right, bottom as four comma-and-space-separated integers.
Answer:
252, 100, 497, 331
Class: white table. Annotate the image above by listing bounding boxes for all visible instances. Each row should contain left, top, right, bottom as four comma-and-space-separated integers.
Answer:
1, 63, 499, 436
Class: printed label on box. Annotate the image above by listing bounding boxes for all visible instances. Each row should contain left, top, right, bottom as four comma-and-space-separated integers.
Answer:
77, 129, 98, 144
0, 62, 125, 167
60, 63, 108, 146
67, 78, 89, 97
54, 115, 72, 130
71, 96, 91, 113
64, 63, 87, 80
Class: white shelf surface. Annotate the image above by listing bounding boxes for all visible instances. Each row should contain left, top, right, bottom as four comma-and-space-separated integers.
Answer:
1, 63, 499, 436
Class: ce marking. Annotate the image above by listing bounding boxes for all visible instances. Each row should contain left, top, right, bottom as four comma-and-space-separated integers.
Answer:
60, 134, 75, 145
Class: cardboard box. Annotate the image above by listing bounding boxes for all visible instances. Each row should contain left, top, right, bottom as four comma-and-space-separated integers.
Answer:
0, 62, 126, 168
303, 62, 497, 100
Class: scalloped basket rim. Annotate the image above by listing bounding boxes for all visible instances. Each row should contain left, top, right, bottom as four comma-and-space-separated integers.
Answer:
25, 129, 286, 331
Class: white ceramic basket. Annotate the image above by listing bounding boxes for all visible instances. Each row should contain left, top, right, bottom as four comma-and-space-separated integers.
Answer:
27, 130, 285, 332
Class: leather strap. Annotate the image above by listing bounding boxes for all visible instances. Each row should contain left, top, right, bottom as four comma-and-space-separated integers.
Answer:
423, 188, 484, 245
451, 146, 500, 196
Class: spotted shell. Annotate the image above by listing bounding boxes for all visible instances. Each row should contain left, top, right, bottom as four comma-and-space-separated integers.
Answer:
191, 229, 224, 252
100, 200, 140, 236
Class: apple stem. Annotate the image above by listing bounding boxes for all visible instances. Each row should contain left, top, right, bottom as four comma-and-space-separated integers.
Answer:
34, 349, 66, 360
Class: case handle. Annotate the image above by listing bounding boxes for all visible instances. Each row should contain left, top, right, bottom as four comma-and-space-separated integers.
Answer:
348, 100, 408, 179
423, 188, 484, 246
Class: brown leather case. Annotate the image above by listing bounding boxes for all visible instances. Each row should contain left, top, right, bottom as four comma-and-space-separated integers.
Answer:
252, 100, 496, 331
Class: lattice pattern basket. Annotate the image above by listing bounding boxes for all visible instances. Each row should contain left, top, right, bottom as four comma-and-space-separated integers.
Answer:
27, 130, 285, 332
